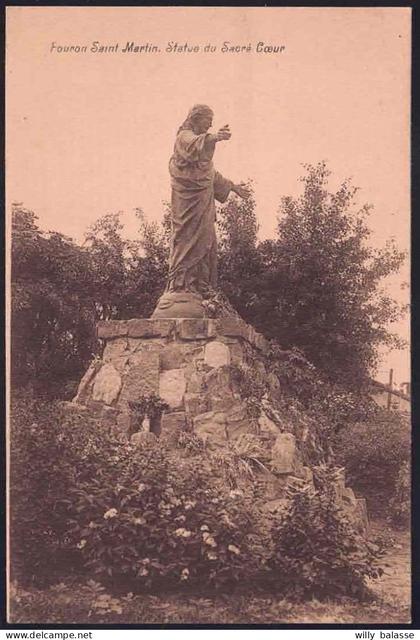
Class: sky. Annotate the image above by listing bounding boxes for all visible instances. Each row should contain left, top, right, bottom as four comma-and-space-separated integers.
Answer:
6, 6, 411, 385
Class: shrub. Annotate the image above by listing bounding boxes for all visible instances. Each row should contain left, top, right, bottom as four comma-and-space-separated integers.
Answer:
389, 462, 410, 526
10, 392, 270, 592
268, 466, 383, 600
9, 389, 120, 585
333, 410, 410, 515
66, 441, 270, 592
10, 393, 384, 600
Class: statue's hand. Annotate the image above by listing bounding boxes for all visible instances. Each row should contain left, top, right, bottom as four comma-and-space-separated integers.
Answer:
232, 182, 251, 200
216, 125, 231, 141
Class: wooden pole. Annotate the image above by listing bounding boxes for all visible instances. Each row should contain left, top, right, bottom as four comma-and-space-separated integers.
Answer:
387, 368, 394, 410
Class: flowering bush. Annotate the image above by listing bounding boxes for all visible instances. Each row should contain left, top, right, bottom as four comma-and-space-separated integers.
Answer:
268, 466, 383, 600
67, 444, 270, 591
333, 410, 410, 515
9, 390, 125, 584
10, 391, 269, 591
11, 392, 383, 600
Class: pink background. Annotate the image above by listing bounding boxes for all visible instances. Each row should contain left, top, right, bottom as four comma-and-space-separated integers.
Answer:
6, 6, 411, 384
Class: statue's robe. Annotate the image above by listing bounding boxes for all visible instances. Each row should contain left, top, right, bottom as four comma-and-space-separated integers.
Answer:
168, 129, 232, 295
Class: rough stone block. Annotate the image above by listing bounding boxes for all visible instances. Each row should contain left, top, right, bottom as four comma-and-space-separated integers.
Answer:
356, 497, 369, 532
127, 319, 157, 338
161, 411, 187, 435
224, 403, 252, 441
115, 412, 133, 436
246, 326, 257, 344
103, 338, 129, 361
194, 411, 228, 445
203, 368, 236, 411
254, 333, 270, 353
102, 338, 130, 373
229, 343, 244, 365
154, 319, 176, 337
130, 431, 158, 447
97, 320, 128, 339
271, 432, 297, 474
204, 366, 232, 391
207, 319, 218, 338
118, 351, 160, 409
73, 359, 102, 404
184, 392, 209, 417
204, 341, 231, 368
225, 402, 248, 423
186, 370, 206, 394
177, 318, 208, 340
126, 318, 176, 338
226, 418, 252, 441
258, 410, 280, 437
161, 412, 188, 446
267, 372, 280, 392
333, 470, 346, 500
341, 486, 357, 506
159, 368, 186, 408
342, 494, 369, 534
218, 317, 248, 339
160, 344, 202, 371
92, 363, 122, 405
210, 395, 237, 412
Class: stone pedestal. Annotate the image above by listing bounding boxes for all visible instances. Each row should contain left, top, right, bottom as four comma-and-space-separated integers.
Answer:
73, 315, 270, 443
71, 314, 369, 534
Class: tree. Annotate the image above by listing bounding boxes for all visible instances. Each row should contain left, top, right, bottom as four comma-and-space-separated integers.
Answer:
217, 185, 265, 319
11, 203, 171, 395
11, 204, 97, 395
11, 162, 406, 395
83, 212, 128, 321
276, 162, 405, 386
122, 207, 169, 318
217, 163, 406, 388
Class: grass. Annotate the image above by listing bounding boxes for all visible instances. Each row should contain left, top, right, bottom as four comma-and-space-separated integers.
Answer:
9, 520, 410, 625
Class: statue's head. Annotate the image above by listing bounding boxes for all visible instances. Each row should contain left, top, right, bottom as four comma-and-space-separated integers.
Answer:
179, 104, 214, 134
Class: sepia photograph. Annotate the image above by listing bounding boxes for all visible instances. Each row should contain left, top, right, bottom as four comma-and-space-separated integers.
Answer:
5, 6, 411, 626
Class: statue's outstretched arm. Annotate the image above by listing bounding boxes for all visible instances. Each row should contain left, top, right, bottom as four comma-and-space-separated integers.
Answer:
214, 172, 251, 202
214, 171, 233, 203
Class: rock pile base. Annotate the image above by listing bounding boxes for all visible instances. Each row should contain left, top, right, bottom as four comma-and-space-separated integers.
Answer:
73, 316, 271, 443
71, 315, 368, 533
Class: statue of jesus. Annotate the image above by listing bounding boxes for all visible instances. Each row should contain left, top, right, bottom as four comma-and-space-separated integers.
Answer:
152, 104, 250, 318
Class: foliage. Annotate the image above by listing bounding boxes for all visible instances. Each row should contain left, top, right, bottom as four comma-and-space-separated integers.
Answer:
83, 208, 168, 320
217, 184, 264, 319
10, 392, 268, 592
205, 433, 272, 489
12, 162, 406, 394
11, 206, 168, 396
264, 343, 378, 446
66, 445, 268, 592
10, 392, 388, 601
229, 363, 267, 418
268, 466, 383, 600
389, 462, 411, 527
217, 163, 406, 388
9, 390, 103, 584
11, 204, 97, 396
9, 573, 411, 624
333, 410, 410, 515
128, 393, 169, 429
